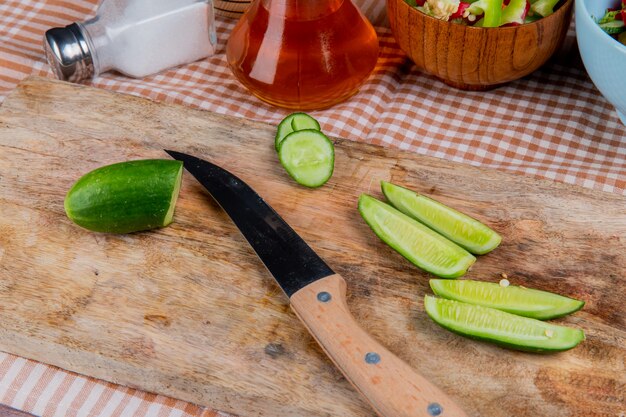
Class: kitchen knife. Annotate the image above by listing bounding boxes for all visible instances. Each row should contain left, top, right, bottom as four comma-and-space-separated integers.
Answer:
165, 150, 468, 417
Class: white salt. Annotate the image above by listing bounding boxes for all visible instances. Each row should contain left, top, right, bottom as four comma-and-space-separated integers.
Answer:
84, 0, 216, 78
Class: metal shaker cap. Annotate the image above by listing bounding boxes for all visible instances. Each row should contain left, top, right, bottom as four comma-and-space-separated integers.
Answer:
43, 23, 94, 82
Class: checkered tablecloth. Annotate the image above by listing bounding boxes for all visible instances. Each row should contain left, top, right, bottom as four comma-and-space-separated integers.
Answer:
0, 1, 625, 417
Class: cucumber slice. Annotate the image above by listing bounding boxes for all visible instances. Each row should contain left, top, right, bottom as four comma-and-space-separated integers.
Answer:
358, 195, 476, 278
278, 130, 334, 188
291, 113, 321, 132
64, 159, 183, 234
424, 296, 585, 352
430, 279, 585, 320
381, 181, 501, 255
599, 19, 625, 35
275, 113, 321, 151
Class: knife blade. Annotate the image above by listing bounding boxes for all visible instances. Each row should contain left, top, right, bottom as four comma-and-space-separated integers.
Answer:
166, 150, 469, 417
165, 150, 333, 296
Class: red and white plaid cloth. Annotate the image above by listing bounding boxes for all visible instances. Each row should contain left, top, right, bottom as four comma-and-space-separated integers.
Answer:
0, 1, 624, 417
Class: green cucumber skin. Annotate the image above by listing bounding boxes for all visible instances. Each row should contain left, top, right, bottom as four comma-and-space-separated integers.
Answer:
275, 114, 297, 151
358, 195, 475, 278
430, 279, 585, 320
64, 159, 183, 234
530, 300, 585, 320
424, 296, 585, 353
381, 181, 501, 255
428, 317, 583, 353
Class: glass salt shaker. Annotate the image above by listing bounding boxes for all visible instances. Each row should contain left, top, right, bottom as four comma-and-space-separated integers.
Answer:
43, 0, 217, 82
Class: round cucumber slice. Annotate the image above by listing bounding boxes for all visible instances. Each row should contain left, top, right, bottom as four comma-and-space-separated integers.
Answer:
430, 279, 585, 320
381, 181, 501, 255
278, 129, 334, 188
291, 113, 320, 131
64, 159, 183, 234
275, 113, 321, 151
358, 195, 476, 278
424, 296, 585, 352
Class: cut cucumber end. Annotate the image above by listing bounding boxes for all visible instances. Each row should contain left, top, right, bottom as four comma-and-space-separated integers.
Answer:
381, 181, 501, 255
278, 129, 334, 188
63, 191, 74, 220
358, 194, 476, 278
429, 279, 585, 320
424, 295, 585, 352
163, 161, 184, 226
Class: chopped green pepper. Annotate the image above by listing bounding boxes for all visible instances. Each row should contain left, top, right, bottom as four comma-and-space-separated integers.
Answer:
530, 0, 560, 17
501, 0, 530, 24
468, 0, 504, 27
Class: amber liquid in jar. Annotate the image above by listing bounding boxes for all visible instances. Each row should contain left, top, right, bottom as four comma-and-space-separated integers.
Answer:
226, 0, 379, 110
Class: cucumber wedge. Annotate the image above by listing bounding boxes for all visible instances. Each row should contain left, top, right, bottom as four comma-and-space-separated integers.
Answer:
358, 195, 476, 278
275, 113, 321, 151
65, 159, 183, 233
424, 296, 585, 352
278, 129, 334, 188
381, 181, 501, 255
430, 279, 585, 320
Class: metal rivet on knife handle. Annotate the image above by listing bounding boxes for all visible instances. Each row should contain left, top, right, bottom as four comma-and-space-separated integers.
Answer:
364, 352, 381, 365
427, 402, 443, 416
317, 291, 331, 302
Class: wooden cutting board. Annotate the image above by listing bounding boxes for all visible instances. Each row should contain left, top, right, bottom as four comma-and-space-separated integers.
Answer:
0, 77, 624, 417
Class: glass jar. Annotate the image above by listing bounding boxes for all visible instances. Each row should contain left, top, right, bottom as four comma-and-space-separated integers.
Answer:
226, 0, 379, 110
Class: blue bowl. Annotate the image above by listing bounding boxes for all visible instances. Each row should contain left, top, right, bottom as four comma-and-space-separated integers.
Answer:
576, 0, 626, 125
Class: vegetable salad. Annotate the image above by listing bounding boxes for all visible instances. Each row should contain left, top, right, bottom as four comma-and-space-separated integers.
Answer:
595, 0, 626, 45
405, 0, 562, 27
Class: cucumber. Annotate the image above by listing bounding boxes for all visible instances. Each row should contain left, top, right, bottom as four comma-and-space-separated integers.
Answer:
275, 113, 321, 151
381, 181, 501, 255
358, 194, 476, 278
424, 296, 585, 352
278, 129, 334, 188
291, 113, 321, 132
64, 159, 183, 233
599, 19, 625, 35
430, 279, 585, 320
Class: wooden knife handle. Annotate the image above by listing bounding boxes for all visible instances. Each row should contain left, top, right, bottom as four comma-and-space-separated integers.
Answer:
290, 274, 469, 417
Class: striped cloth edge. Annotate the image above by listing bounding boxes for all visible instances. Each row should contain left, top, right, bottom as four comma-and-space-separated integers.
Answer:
0, 353, 224, 417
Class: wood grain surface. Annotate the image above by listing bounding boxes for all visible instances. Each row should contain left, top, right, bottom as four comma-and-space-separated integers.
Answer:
387, 0, 573, 89
0, 77, 624, 417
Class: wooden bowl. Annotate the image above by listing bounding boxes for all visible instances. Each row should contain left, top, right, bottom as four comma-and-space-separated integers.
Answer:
387, 0, 573, 90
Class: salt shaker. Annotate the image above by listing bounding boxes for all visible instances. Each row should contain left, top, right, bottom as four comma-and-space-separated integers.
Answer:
43, 0, 217, 82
